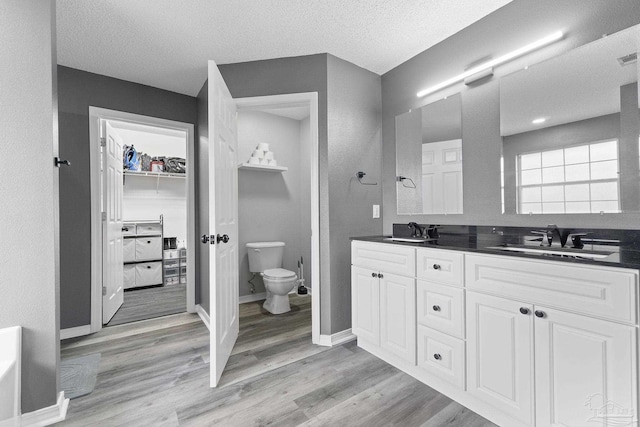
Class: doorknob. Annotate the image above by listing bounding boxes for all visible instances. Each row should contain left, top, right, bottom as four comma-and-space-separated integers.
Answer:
217, 234, 230, 244
201, 234, 210, 244
54, 157, 71, 167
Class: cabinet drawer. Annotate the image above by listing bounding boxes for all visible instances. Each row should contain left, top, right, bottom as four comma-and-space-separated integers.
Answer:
135, 262, 162, 287
122, 223, 136, 236
417, 325, 465, 389
136, 222, 162, 236
351, 241, 415, 277
136, 237, 162, 261
123, 264, 136, 289
466, 253, 638, 324
416, 248, 464, 286
123, 238, 136, 263
417, 280, 464, 338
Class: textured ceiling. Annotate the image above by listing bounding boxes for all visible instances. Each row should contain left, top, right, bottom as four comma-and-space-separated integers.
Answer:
56, 0, 512, 96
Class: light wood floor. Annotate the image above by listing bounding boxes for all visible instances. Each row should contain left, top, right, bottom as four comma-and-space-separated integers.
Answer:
106, 282, 186, 327
59, 294, 495, 426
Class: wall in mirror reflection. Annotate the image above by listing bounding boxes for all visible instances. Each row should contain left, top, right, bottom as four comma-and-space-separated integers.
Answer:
501, 24, 640, 215
396, 93, 463, 215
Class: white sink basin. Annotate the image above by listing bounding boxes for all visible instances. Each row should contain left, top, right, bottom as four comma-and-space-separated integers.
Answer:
385, 237, 435, 243
486, 246, 613, 260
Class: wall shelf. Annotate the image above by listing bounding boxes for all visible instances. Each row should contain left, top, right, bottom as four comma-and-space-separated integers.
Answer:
124, 170, 186, 179
124, 170, 186, 192
238, 163, 288, 172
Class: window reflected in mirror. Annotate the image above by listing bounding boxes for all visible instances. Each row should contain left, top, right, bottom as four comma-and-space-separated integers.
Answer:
501, 23, 639, 215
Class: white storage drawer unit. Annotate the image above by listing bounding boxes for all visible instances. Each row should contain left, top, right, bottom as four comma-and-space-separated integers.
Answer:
416, 248, 464, 286
135, 262, 162, 287
417, 280, 464, 338
122, 218, 163, 289
135, 237, 162, 261
417, 325, 465, 389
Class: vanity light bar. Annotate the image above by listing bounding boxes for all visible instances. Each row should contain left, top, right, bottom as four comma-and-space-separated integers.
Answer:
416, 31, 564, 98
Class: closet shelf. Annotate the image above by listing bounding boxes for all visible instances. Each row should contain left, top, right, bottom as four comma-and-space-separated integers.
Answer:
124, 170, 186, 179
238, 163, 288, 172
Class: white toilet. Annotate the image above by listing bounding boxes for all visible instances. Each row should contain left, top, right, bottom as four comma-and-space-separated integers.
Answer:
247, 241, 298, 314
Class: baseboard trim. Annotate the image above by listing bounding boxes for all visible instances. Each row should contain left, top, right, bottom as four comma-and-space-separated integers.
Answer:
318, 328, 356, 347
2, 391, 70, 427
195, 304, 210, 330
238, 292, 266, 304
60, 325, 92, 340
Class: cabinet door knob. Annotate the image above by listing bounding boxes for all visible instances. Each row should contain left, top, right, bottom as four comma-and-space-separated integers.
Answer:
519, 307, 530, 315
433, 353, 442, 360
433, 264, 441, 270
371, 272, 377, 277
378, 273, 383, 279
432, 305, 441, 312
534, 310, 546, 318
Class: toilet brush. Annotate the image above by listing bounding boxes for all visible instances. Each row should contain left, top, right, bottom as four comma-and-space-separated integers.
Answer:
297, 257, 308, 295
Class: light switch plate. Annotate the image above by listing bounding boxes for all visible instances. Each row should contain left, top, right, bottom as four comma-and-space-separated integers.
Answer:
373, 204, 380, 218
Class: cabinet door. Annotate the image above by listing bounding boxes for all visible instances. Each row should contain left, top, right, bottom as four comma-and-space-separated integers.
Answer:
467, 292, 534, 426
380, 272, 416, 364
535, 306, 637, 427
351, 266, 380, 345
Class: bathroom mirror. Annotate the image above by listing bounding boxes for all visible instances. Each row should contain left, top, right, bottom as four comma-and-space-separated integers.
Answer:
501, 24, 640, 215
396, 93, 463, 215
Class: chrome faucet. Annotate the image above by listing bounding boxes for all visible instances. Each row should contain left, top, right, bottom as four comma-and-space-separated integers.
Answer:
531, 224, 572, 247
407, 222, 425, 238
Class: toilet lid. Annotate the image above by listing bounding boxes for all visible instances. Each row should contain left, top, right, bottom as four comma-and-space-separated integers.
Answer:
264, 268, 296, 279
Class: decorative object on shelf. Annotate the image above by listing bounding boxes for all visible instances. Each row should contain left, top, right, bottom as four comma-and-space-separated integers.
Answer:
356, 171, 377, 186
123, 145, 140, 171
239, 143, 287, 171
150, 158, 164, 172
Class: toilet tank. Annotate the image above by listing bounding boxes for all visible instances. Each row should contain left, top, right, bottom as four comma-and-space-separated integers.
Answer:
246, 242, 285, 273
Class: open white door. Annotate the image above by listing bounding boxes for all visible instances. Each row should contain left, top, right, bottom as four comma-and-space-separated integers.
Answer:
200, 60, 239, 387
102, 121, 125, 323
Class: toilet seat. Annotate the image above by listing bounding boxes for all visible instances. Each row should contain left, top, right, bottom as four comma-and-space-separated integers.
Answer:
263, 268, 296, 280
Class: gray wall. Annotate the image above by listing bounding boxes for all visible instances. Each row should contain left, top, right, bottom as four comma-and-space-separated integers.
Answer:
326, 55, 383, 333
381, 0, 640, 233
57, 66, 198, 329
237, 111, 311, 295
219, 53, 382, 334
0, 0, 59, 412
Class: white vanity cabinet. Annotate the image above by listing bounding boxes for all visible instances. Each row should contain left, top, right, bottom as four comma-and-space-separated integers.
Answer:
351, 241, 416, 364
465, 253, 638, 427
351, 239, 639, 427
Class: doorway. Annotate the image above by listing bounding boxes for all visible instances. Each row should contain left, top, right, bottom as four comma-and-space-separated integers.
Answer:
88, 108, 196, 333
235, 93, 321, 345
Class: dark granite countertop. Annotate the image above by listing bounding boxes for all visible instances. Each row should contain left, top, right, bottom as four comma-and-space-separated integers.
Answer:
352, 225, 640, 271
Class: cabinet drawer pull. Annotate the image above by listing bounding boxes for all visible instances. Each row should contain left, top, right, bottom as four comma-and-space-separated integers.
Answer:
147, 240, 151, 244
378, 273, 384, 279
433, 264, 441, 270
519, 307, 530, 315
534, 310, 546, 318
433, 305, 441, 312
433, 353, 442, 360
371, 272, 377, 277
146, 265, 151, 269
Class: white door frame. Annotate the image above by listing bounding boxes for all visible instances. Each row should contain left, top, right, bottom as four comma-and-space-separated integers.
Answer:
235, 92, 321, 345
88, 107, 196, 334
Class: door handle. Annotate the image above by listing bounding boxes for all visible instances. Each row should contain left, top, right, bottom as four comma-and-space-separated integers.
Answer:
217, 234, 230, 244
54, 157, 71, 167
201, 234, 211, 244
